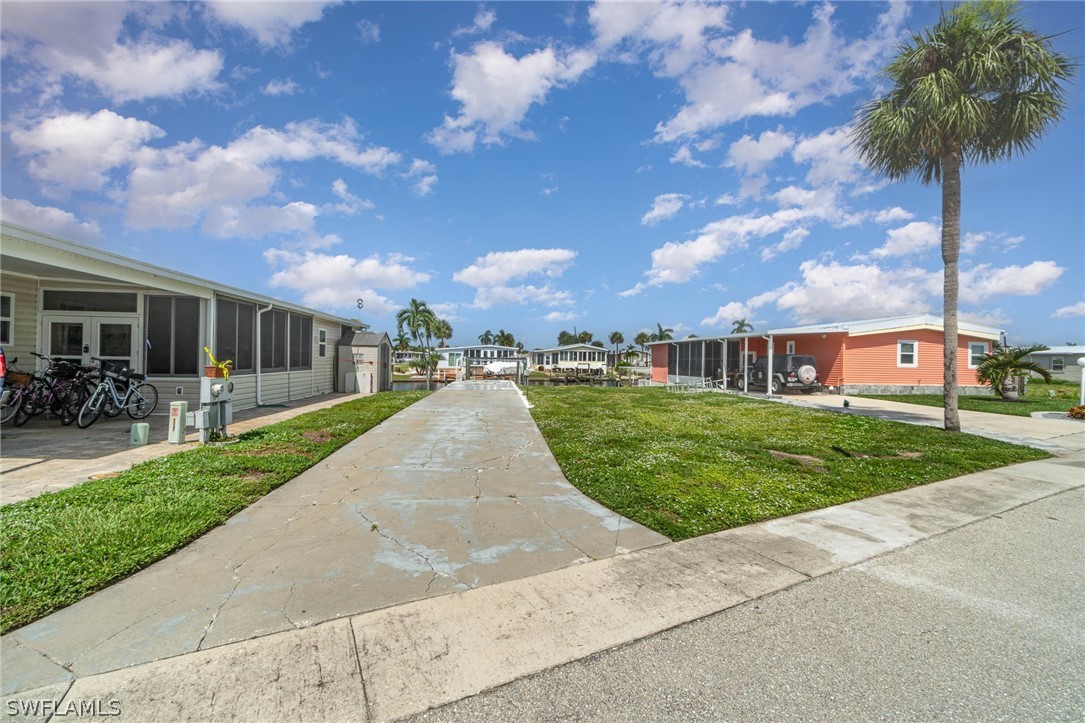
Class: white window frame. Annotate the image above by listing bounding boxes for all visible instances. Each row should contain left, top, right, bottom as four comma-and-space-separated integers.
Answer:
898, 340, 918, 368
318, 329, 327, 359
786, 341, 796, 354
967, 342, 988, 369
0, 292, 13, 345
1052, 357, 1065, 373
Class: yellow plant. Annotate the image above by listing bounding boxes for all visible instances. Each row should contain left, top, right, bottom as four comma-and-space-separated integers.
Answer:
202, 346, 233, 379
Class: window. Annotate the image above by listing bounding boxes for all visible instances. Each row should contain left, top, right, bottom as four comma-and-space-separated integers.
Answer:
898, 340, 918, 367
43, 290, 137, 312
216, 299, 255, 372
146, 296, 200, 375
968, 342, 989, 368
289, 314, 312, 370
261, 309, 287, 370
786, 341, 796, 354
1052, 357, 1065, 372
318, 329, 327, 358
0, 293, 12, 345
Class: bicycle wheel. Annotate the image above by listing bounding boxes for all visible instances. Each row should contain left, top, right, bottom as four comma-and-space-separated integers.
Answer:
126, 383, 159, 419
13, 392, 34, 426
77, 387, 105, 428
60, 381, 93, 426
0, 388, 23, 424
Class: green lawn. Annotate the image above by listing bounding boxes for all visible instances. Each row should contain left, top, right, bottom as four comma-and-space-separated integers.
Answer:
525, 386, 1047, 541
859, 381, 1080, 417
0, 391, 427, 634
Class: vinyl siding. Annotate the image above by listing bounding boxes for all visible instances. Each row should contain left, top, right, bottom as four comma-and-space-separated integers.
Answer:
844, 330, 987, 386
0, 272, 39, 363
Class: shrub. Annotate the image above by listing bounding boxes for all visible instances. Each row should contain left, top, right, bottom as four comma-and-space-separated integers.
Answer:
1068, 405, 1085, 420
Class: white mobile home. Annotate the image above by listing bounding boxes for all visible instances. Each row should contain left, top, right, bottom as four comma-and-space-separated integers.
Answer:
530, 344, 608, 375
0, 223, 374, 412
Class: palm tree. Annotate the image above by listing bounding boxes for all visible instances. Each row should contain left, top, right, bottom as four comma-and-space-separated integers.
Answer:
650, 323, 673, 342
609, 331, 624, 367
433, 318, 453, 348
557, 330, 578, 346
495, 329, 515, 348
396, 298, 437, 390
393, 331, 411, 353
478, 329, 494, 345
577, 330, 594, 344
634, 331, 650, 354
977, 344, 1052, 401
852, 1, 1073, 431
731, 318, 754, 334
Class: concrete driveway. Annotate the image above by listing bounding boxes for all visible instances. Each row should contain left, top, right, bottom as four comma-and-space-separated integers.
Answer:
2, 381, 666, 696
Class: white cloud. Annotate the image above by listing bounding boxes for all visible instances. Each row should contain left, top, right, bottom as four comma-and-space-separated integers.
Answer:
869, 221, 940, 259
701, 301, 756, 328
791, 126, 863, 187
429, 41, 596, 153
263, 78, 300, 96
453, 248, 577, 309
960, 309, 1011, 329
670, 145, 706, 168
0, 196, 101, 243
590, 0, 730, 77
960, 261, 1064, 304
126, 119, 400, 234
641, 193, 687, 226
204, 1, 336, 48
10, 110, 165, 193
1053, 301, 1085, 318
653, 3, 907, 141
726, 128, 795, 175
265, 248, 431, 314
774, 259, 938, 324
761, 227, 809, 261
453, 8, 497, 37
356, 19, 380, 44
1, 3, 223, 102
545, 311, 579, 322
329, 179, 375, 215
872, 207, 914, 224
404, 159, 438, 197
714, 193, 738, 206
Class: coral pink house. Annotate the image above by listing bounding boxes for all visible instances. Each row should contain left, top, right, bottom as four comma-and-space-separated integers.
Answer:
649, 315, 1001, 395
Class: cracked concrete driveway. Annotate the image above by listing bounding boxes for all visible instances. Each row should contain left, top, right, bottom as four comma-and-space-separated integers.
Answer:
1, 381, 666, 697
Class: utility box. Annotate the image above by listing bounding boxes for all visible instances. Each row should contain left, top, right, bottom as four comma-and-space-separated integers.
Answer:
168, 401, 188, 444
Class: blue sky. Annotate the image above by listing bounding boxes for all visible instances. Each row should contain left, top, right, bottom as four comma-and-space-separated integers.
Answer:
2, 1, 1082, 348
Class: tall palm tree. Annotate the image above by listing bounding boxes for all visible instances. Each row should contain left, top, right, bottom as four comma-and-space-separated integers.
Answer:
396, 298, 437, 390
433, 318, 453, 348
852, 1, 1073, 431
650, 323, 673, 342
393, 331, 411, 353
634, 331, 650, 354
478, 329, 494, 345
731, 318, 754, 334
977, 344, 1052, 400
495, 329, 515, 348
609, 331, 624, 367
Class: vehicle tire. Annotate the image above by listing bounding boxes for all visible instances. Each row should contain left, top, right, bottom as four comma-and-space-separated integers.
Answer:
770, 377, 784, 395
800, 388, 816, 394
796, 364, 817, 386
1, 389, 23, 425
736, 374, 746, 391
77, 391, 104, 428
126, 383, 158, 419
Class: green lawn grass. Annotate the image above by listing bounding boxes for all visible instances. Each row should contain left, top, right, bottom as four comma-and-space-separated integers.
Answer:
0, 391, 427, 633
859, 381, 1079, 417
525, 387, 1047, 541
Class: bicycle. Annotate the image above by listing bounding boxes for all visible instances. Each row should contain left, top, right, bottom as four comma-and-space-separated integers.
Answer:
0, 358, 33, 425
19, 352, 94, 426
76, 358, 159, 429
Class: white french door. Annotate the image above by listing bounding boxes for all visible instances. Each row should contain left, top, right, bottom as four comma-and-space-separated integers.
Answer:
42, 315, 141, 371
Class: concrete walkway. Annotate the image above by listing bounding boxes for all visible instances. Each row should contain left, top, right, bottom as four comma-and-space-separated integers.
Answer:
1, 381, 665, 698
2, 385, 1083, 720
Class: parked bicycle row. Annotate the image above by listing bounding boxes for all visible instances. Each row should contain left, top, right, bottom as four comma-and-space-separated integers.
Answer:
0, 353, 158, 429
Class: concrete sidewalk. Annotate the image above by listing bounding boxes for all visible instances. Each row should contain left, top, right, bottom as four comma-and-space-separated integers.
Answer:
2, 386, 1082, 720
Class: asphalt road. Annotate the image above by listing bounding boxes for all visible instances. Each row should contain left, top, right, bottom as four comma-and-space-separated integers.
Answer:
414, 486, 1085, 722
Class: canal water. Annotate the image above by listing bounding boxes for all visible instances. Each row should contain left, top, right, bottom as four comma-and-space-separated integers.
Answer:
392, 378, 622, 391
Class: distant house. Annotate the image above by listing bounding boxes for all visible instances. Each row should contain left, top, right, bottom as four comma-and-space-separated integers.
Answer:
648, 314, 1002, 395
1, 222, 374, 411
1024, 345, 1085, 383
530, 344, 608, 375
436, 344, 524, 370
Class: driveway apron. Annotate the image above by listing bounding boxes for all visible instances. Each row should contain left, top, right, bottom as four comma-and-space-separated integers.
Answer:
2, 381, 666, 695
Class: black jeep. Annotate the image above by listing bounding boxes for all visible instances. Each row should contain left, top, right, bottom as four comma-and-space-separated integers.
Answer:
742, 354, 820, 394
